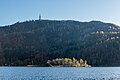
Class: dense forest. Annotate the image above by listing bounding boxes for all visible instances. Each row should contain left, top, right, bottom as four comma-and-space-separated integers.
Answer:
0, 19, 120, 66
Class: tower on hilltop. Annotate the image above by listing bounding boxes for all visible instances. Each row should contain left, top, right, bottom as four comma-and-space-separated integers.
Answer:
39, 14, 41, 20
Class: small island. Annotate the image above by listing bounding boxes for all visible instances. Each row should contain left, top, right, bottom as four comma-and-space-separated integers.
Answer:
47, 58, 91, 67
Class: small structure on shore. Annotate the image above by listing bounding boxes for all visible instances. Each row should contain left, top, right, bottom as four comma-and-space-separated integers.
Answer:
47, 58, 91, 67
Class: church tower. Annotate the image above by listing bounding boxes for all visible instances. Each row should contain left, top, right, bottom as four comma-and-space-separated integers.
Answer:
39, 14, 41, 20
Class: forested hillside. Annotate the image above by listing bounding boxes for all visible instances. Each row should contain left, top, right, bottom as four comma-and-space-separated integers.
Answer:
0, 19, 120, 66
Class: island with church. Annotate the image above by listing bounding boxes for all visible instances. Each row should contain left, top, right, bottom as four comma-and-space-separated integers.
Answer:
47, 58, 91, 67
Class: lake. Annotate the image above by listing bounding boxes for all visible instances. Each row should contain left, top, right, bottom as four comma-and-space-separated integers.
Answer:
0, 67, 120, 80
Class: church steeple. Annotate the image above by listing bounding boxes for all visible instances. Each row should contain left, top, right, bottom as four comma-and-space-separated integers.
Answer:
39, 14, 41, 20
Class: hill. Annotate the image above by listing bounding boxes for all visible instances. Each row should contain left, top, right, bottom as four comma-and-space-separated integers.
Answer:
0, 19, 120, 66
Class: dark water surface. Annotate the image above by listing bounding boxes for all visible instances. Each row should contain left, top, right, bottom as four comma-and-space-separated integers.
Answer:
0, 67, 120, 80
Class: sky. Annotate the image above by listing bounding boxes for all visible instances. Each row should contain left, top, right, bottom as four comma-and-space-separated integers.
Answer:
0, 0, 120, 26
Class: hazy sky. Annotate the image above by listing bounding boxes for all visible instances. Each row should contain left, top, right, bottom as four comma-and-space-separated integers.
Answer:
1, 0, 120, 26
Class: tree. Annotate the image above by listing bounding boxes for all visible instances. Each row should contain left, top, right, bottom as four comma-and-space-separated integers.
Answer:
80, 59, 84, 66
0, 42, 3, 66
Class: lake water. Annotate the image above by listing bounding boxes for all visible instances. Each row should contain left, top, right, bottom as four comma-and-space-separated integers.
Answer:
0, 67, 120, 80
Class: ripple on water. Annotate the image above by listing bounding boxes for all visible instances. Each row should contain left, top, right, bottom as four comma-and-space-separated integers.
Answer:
0, 67, 120, 80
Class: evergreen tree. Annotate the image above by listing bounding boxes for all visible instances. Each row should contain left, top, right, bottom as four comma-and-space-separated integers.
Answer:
0, 42, 3, 66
